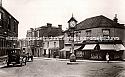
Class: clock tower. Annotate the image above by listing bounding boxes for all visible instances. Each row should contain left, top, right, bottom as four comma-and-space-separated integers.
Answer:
68, 14, 77, 29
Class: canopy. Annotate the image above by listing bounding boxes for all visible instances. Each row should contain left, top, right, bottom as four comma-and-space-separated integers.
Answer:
60, 46, 71, 51
82, 44, 96, 50
60, 46, 81, 51
99, 44, 115, 50
115, 44, 125, 51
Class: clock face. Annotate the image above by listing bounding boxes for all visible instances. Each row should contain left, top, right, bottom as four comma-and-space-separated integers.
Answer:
70, 21, 76, 27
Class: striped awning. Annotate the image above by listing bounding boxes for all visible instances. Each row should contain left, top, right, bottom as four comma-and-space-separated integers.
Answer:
115, 44, 125, 51
99, 44, 115, 50
99, 44, 125, 51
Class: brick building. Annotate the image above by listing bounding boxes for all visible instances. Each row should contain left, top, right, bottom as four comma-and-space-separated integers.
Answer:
61, 15, 125, 60
26, 23, 64, 57
0, 6, 19, 56
43, 35, 64, 58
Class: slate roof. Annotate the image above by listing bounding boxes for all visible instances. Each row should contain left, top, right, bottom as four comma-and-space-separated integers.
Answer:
76, 15, 125, 30
39, 26, 63, 37
68, 16, 77, 23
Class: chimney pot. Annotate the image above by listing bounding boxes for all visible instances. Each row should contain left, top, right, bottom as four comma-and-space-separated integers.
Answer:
58, 25, 62, 30
47, 23, 52, 27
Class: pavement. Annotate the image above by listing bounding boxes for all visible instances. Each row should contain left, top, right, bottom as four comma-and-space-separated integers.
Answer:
34, 57, 125, 63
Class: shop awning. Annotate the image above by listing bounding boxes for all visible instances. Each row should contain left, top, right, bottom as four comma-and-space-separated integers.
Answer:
99, 44, 115, 50
60, 46, 71, 51
115, 44, 125, 51
60, 46, 81, 51
82, 44, 96, 50
74, 46, 81, 50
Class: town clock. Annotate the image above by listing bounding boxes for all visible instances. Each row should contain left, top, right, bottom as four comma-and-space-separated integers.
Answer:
68, 15, 77, 29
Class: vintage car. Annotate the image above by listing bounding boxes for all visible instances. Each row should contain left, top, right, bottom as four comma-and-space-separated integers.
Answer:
7, 48, 27, 66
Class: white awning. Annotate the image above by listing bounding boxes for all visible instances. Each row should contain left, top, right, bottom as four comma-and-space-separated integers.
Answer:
74, 46, 81, 50
60, 46, 71, 51
99, 44, 115, 50
60, 46, 81, 51
115, 44, 125, 51
82, 44, 96, 50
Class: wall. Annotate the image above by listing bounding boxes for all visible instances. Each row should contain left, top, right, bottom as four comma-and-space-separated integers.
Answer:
64, 27, 125, 44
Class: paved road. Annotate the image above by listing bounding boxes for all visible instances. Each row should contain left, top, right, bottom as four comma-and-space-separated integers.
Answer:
0, 58, 125, 77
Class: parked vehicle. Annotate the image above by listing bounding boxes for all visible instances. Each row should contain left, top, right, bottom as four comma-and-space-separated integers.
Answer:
6, 48, 27, 67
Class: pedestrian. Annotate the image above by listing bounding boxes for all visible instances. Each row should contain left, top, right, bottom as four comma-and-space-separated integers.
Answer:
106, 53, 109, 63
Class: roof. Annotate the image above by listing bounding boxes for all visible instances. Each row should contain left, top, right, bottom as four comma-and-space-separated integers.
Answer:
76, 15, 125, 30
38, 25, 64, 37
68, 16, 77, 23
0, 6, 19, 23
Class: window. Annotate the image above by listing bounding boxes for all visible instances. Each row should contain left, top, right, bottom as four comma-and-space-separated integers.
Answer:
78, 31, 81, 40
75, 31, 81, 41
8, 16, 11, 30
43, 43, 45, 47
14, 20, 16, 32
102, 29, 110, 37
0, 12, 2, 27
38, 30, 39, 37
86, 30, 91, 37
47, 42, 49, 47
54, 42, 56, 47
0, 12, 2, 19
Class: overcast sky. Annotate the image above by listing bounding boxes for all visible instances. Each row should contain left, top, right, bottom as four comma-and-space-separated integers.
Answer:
2, 0, 125, 39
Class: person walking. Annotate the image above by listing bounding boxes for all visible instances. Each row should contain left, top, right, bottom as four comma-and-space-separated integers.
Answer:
106, 53, 110, 63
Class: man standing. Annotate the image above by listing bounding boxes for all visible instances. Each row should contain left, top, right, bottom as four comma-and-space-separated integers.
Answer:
106, 53, 110, 63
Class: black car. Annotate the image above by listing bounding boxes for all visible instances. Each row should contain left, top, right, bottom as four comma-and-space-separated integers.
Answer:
7, 48, 27, 67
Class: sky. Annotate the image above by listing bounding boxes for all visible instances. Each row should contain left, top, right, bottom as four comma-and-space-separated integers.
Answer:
2, 0, 125, 39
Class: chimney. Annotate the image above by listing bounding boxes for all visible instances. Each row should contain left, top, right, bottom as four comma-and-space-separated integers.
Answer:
58, 25, 62, 30
47, 23, 52, 27
113, 14, 118, 23
0, 0, 2, 6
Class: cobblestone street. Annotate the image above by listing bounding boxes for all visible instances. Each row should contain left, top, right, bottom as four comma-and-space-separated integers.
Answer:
0, 58, 125, 77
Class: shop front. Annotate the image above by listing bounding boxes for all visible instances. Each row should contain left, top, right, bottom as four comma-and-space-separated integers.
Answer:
75, 43, 125, 61
60, 45, 81, 59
